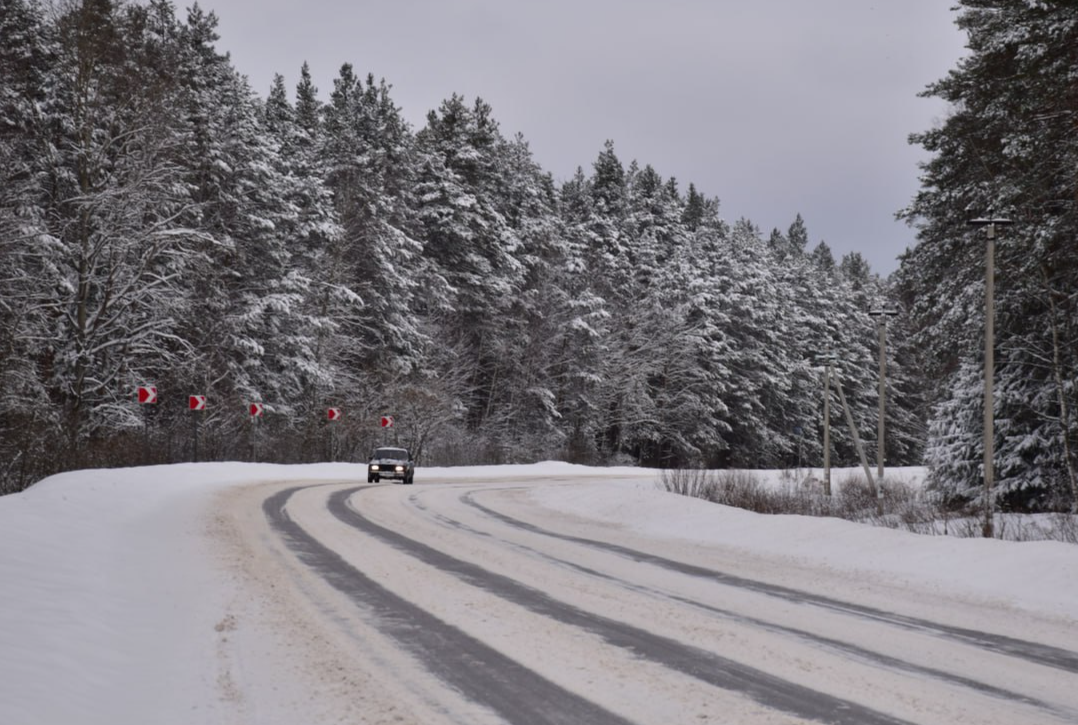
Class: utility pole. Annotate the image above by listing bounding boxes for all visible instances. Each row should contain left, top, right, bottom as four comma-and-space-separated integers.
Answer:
868, 307, 899, 483
815, 354, 878, 502
969, 216, 1013, 538
814, 354, 837, 496
833, 372, 879, 500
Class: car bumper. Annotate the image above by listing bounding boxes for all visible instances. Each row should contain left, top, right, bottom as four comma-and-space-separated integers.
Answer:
369, 468, 407, 479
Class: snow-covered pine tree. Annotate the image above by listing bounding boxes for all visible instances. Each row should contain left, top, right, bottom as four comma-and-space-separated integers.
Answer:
26, 0, 207, 462
599, 163, 730, 466
706, 219, 798, 467
899, 0, 1078, 510
259, 70, 343, 456
468, 132, 570, 459
810, 241, 835, 273
0, 0, 59, 488
320, 65, 425, 382
414, 95, 525, 437
554, 166, 611, 463
171, 5, 325, 456
786, 213, 809, 255
840, 252, 924, 469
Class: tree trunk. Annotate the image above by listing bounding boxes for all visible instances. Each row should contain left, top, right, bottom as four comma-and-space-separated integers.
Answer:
1041, 265, 1078, 512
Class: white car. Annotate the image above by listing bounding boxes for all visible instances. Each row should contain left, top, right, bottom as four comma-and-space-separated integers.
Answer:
367, 447, 415, 484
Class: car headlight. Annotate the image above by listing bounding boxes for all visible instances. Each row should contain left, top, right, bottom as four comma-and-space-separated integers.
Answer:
395, 465, 404, 472
370, 464, 379, 471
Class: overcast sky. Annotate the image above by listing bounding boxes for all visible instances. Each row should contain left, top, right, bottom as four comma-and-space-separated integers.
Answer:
204, 0, 968, 277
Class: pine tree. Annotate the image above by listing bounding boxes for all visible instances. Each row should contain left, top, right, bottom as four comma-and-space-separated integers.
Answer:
169, 4, 327, 449
839, 251, 871, 289
810, 241, 835, 273
320, 65, 426, 388
259, 71, 341, 431
414, 95, 526, 432
294, 62, 321, 140
682, 182, 707, 231
0, 0, 58, 486
787, 213, 809, 255
554, 167, 611, 463
899, 0, 1078, 510
26, 0, 210, 457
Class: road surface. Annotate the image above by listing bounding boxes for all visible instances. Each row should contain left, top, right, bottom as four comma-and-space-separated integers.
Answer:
210, 474, 1078, 724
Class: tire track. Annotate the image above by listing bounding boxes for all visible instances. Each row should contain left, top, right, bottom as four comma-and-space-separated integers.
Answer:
460, 488, 1078, 675
395, 489, 1067, 718
263, 486, 636, 725
328, 486, 915, 725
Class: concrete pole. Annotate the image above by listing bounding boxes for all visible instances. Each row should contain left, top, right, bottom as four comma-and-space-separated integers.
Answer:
834, 373, 878, 497
877, 320, 885, 482
823, 364, 832, 497
969, 215, 1011, 538
984, 225, 995, 538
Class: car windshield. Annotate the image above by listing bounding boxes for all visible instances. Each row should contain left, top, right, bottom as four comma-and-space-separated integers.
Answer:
374, 448, 408, 460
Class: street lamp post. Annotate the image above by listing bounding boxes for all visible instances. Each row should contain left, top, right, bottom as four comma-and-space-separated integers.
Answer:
968, 216, 1013, 538
868, 307, 899, 483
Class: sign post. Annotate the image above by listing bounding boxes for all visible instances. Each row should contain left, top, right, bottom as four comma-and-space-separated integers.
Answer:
137, 386, 157, 464
249, 402, 264, 461
327, 408, 342, 461
189, 395, 206, 461
793, 425, 804, 475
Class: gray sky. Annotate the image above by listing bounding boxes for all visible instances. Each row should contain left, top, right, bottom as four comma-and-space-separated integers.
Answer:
205, 0, 968, 276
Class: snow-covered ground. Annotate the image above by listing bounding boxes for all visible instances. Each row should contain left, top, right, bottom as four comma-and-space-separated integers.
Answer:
1, 461, 1076, 724
529, 465, 1078, 620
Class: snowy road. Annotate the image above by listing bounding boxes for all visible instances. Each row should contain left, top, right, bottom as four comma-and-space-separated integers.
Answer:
226, 475, 1078, 725
4, 463, 1078, 724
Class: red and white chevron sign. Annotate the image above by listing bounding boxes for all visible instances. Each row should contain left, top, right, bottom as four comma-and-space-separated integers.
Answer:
137, 386, 157, 404
380, 415, 394, 428
249, 402, 264, 417
189, 395, 206, 411
327, 407, 342, 421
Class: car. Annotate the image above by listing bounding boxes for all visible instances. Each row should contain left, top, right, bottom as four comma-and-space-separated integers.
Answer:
367, 446, 415, 484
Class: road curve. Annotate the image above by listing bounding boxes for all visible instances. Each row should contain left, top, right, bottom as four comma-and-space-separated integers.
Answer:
264, 486, 635, 725
249, 477, 1078, 725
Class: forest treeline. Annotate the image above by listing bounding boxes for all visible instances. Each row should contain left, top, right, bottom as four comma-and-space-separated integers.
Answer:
1, 0, 1075, 515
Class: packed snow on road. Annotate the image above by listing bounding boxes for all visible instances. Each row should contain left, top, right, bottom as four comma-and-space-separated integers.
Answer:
2, 462, 1077, 724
